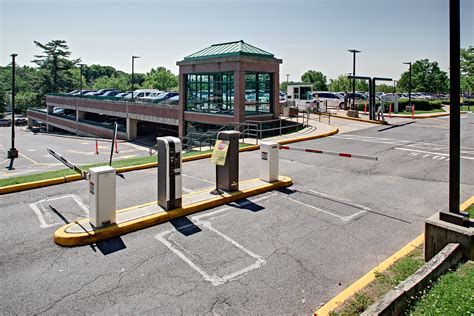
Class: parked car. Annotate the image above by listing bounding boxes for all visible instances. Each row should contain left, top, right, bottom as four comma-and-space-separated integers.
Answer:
84, 91, 97, 96
0, 119, 11, 127
93, 88, 116, 96
71, 90, 93, 95
67, 90, 79, 94
101, 90, 121, 97
165, 95, 179, 105
15, 118, 28, 126
114, 92, 130, 98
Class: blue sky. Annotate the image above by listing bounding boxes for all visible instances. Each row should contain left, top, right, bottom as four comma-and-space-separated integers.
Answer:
1, 0, 472, 82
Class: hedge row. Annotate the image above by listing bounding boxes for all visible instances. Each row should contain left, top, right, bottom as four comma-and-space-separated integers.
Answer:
354, 99, 442, 112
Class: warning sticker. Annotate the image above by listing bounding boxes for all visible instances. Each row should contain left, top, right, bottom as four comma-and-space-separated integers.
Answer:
210, 140, 230, 166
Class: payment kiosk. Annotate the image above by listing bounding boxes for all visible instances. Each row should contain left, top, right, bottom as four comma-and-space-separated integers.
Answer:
156, 137, 183, 210
89, 165, 117, 228
211, 131, 240, 192
259, 141, 279, 182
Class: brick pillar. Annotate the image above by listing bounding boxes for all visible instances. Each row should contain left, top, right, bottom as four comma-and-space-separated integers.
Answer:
178, 73, 186, 138
76, 110, 85, 121
234, 70, 246, 123
273, 72, 281, 118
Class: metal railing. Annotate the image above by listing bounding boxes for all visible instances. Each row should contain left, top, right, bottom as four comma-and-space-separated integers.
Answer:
48, 93, 178, 106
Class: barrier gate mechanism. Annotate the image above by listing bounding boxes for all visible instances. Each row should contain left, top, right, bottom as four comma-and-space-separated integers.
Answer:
156, 136, 183, 210
259, 142, 378, 182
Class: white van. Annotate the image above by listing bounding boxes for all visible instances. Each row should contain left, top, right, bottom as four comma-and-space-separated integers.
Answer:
124, 89, 161, 99
287, 85, 315, 111
312, 91, 345, 110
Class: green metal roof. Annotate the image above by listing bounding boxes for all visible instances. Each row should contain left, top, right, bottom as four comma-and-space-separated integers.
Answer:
184, 40, 275, 61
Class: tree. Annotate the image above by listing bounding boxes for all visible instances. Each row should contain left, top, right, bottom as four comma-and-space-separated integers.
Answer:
92, 74, 131, 92
397, 59, 449, 94
32, 40, 80, 94
0, 91, 7, 118
83, 64, 117, 85
328, 75, 368, 92
143, 67, 178, 91
301, 70, 328, 91
375, 84, 394, 93
15, 92, 39, 114
461, 46, 474, 95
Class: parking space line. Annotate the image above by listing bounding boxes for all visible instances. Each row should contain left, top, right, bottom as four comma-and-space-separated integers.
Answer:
19, 153, 38, 165
395, 147, 474, 160
155, 194, 276, 286
0, 159, 9, 166
182, 173, 215, 184
30, 194, 88, 228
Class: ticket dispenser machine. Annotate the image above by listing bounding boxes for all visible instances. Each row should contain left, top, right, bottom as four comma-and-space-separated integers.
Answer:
259, 141, 279, 182
156, 137, 182, 210
216, 131, 240, 192
89, 165, 116, 228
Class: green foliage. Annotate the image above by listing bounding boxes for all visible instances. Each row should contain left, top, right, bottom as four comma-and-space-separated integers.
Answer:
375, 83, 395, 93
15, 91, 39, 114
397, 59, 449, 94
301, 70, 328, 91
143, 67, 178, 91
92, 74, 130, 91
328, 75, 368, 92
0, 91, 8, 117
32, 40, 80, 94
461, 46, 474, 94
408, 261, 474, 315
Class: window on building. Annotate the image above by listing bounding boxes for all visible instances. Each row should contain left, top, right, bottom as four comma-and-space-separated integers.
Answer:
245, 72, 272, 115
185, 73, 234, 115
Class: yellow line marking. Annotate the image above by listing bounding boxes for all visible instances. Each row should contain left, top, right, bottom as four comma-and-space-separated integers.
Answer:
19, 153, 38, 165
314, 196, 474, 316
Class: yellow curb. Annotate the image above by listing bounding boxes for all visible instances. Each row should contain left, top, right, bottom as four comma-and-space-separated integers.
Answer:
54, 176, 293, 247
0, 128, 337, 195
319, 112, 388, 125
389, 111, 467, 119
314, 233, 424, 316
314, 196, 474, 316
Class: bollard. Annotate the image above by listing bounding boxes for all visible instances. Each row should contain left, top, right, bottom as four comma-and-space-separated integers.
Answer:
259, 142, 279, 182
95, 139, 99, 155
89, 166, 116, 228
114, 137, 118, 154
389, 103, 392, 117
156, 137, 182, 210
364, 102, 367, 115
412, 103, 415, 119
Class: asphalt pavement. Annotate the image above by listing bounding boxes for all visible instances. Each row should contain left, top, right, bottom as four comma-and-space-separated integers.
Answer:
1, 113, 473, 314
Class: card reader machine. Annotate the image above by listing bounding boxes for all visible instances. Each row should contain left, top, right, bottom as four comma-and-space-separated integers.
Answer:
156, 137, 182, 210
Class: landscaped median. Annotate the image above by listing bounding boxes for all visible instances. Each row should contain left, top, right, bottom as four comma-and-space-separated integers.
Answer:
0, 126, 338, 194
315, 196, 474, 316
54, 176, 293, 247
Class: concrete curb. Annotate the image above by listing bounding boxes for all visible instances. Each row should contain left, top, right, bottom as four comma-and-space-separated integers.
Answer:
0, 127, 337, 195
388, 111, 467, 119
314, 196, 473, 316
314, 234, 424, 316
54, 176, 293, 247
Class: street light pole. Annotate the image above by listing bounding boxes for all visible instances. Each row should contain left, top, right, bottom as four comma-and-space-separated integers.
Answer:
348, 49, 361, 110
79, 64, 85, 95
286, 74, 290, 87
403, 62, 412, 108
7, 53, 18, 169
131, 56, 140, 100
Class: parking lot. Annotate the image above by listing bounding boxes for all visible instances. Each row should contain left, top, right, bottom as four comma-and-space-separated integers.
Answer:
0, 114, 473, 314
0, 127, 150, 179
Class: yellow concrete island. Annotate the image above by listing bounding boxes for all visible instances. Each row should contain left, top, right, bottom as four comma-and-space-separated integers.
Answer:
54, 176, 293, 247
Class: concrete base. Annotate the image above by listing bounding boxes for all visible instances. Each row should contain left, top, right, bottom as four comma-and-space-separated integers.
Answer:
347, 109, 359, 118
424, 212, 474, 261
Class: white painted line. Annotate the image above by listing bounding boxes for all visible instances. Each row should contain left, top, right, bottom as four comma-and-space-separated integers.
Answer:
182, 187, 193, 193
0, 159, 9, 166
155, 194, 276, 286
394, 147, 474, 160
30, 194, 89, 228
182, 173, 215, 184
19, 153, 38, 165
307, 189, 370, 211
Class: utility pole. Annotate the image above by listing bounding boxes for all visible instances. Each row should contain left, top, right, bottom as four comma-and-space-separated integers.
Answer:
403, 62, 412, 108
131, 56, 140, 100
440, 0, 466, 225
348, 49, 361, 110
7, 53, 18, 169
79, 63, 85, 95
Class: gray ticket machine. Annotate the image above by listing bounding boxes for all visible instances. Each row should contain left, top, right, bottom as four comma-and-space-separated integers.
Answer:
215, 130, 240, 192
156, 137, 182, 210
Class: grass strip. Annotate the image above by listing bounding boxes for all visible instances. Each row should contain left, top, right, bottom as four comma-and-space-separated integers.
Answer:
467, 204, 474, 218
0, 143, 254, 187
407, 261, 474, 315
330, 247, 424, 316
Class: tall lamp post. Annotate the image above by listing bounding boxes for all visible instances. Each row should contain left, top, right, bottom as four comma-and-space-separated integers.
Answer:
348, 49, 361, 110
131, 55, 140, 100
79, 63, 85, 95
7, 53, 18, 169
403, 62, 412, 109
